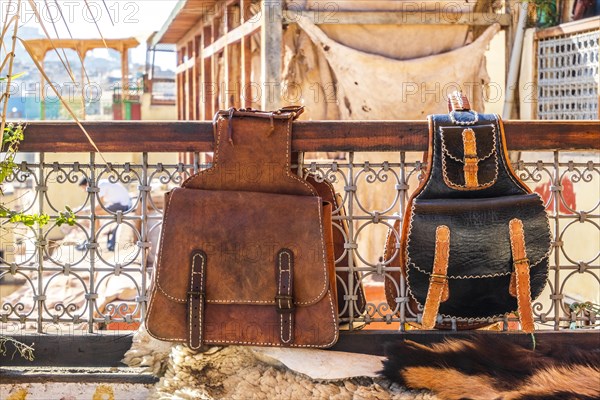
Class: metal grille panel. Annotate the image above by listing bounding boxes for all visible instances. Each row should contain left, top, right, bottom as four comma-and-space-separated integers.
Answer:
537, 29, 599, 120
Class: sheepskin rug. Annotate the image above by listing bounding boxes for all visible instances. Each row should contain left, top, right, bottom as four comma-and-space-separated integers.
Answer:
123, 326, 437, 399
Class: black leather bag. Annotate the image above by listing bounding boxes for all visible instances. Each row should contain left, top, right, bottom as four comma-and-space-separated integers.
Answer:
384, 93, 551, 331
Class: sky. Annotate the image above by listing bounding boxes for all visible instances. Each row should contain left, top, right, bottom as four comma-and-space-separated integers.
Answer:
3, 0, 179, 66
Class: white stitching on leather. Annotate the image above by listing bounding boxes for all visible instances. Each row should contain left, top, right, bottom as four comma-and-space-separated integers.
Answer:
284, 118, 317, 196
407, 197, 552, 279
421, 226, 450, 329
155, 119, 223, 302
154, 190, 182, 302
181, 115, 222, 188
509, 218, 536, 331
405, 265, 535, 322
156, 196, 327, 304
189, 252, 205, 350
278, 250, 293, 344
442, 125, 496, 163
324, 287, 339, 347
405, 201, 551, 322
407, 115, 551, 278
449, 110, 479, 125
155, 117, 327, 304
205, 290, 339, 348
399, 114, 552, 322
440, 124, 498, 190
147, 289, 340, 346
300, 199, 328, 305
493, 114, 533, 193
383, 218, 401, 305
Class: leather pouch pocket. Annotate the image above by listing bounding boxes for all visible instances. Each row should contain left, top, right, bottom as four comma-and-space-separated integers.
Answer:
405, 193, 550, 319
146, 188, 339, 348
440, 124, 498, 190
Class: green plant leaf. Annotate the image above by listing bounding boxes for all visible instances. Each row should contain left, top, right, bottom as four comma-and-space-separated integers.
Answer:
0, 72, 26, 81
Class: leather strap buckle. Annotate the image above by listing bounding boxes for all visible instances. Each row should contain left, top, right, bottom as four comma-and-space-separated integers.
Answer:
188, 250, 207, 350
513, 257, 529, 266
430, 273, 448, 285
275, 248, 295, 344
275, 295, 295, 313
421, 226, 451, 330
509, 219, 535, 333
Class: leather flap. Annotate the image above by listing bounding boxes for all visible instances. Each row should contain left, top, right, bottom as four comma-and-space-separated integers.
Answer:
406, 194, 551, 279
440, 124, 496, 163
155, 188, 330, 306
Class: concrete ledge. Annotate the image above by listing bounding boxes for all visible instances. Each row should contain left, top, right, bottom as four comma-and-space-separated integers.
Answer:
0, 367, 158, 384
1, 367, 156, 400
1, 381, 153, 400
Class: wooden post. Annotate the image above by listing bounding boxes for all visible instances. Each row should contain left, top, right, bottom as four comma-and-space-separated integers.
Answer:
211, 16, 219, 114
227, 3, 242, 109
40, 57, 46, 120
260, 0, 282, 109
177, 47, 186, 120
187, 40, 193, 119
224, 3, 231, 108
194, 35, 201, 120
80, 46, 87, 120
121, 45, 129, 119
241, 0, 253, 108
202, 27, 213, 120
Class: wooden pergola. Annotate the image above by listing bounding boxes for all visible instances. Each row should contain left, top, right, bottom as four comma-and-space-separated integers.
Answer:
150, 0, 511, 121
23, 38, 139, 119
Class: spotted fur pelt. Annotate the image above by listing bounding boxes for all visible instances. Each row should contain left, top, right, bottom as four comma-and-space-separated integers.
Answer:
381, 335, 600, 400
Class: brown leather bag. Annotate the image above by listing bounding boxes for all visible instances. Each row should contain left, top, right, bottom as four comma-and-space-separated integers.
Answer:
146, 107, 339, 348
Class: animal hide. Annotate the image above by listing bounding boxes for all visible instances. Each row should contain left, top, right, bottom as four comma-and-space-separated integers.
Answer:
381, 335, 600, 400
297, 0, 475, 60
289, 17, 498, 120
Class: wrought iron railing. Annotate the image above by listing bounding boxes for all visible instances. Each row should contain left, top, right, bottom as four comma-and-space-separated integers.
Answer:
1, 121, 598, 335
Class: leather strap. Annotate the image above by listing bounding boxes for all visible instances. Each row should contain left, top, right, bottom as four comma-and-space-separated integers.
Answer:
275, 249, 295, 344
462, 128, 479, 188
447, 91, 471, 112
421, 225, 451, 329
188, 250, 207, 349
509, 218, 535, 333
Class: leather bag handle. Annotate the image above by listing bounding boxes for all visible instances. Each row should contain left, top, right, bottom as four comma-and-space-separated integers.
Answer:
182, 106, 315, 197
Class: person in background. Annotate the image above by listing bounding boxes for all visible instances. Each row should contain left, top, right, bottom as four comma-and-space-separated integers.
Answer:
78, 178, 133, 251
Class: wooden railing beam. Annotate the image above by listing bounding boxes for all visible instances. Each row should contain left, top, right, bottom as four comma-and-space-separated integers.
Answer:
18, 120, 600, 153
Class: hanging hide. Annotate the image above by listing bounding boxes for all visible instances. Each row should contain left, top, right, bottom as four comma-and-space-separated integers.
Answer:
297, 0, 475, 60
291, 16, 499, 120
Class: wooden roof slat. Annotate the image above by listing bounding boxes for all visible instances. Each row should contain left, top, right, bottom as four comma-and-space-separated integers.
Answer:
155, 0, 218, 44
23, 38, 140, 58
